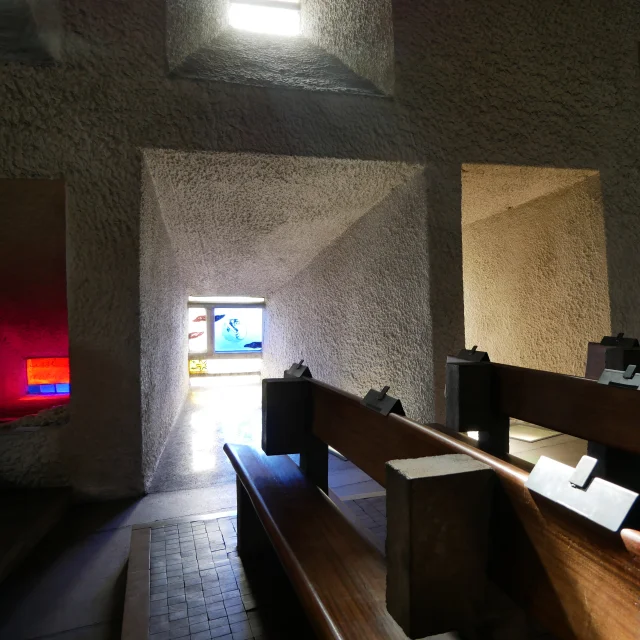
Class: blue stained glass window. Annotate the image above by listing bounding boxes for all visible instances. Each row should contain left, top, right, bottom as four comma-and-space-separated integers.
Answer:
213, 307, 263, 353
27, 383, 71, 395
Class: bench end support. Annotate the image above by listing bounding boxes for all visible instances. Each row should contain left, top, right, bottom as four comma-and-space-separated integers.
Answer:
386, 454, 494, 638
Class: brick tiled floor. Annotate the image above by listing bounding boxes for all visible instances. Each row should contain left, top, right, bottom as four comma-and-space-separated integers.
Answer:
146, 516, 314, 640
348, 496, 387, 548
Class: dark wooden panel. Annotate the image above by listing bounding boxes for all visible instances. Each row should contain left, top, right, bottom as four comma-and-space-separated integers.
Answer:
492, 364, 640, 454
309, 380, 640, 640
261, 377, 309, 455
585, 342, 609, 380
446, 359, 510, 455
311, 380, 526, 486
224, 443, 408, 640
386, 455, 494, 638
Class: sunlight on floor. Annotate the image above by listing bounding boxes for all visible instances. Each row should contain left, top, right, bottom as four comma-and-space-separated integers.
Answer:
188, 375, 262, 472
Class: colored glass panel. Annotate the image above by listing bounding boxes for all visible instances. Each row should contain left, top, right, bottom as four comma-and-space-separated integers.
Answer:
188, 358, 262, 376
188, 307, 208, 354
26, 357, 70, 385
213, 308, 263, 353
27, 383, 70, 395
189, 359, 208, 375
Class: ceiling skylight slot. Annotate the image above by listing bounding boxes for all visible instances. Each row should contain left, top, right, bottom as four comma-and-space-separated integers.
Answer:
229, 0, 301, 37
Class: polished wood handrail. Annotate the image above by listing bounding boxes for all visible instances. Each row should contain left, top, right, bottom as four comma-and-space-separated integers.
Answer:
224, 443, 408, 639
307, 378, 640, 640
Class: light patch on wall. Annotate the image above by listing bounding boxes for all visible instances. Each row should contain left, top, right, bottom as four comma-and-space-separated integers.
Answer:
229, 0, 301, 36
461, 167, 610, 376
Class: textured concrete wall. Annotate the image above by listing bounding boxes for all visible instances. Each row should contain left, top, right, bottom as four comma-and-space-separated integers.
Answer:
166, 0, 227, 70
174, 29, 383, 95
144, 150, 420, 296
0, 426, 68, 487
302, 0, 393, 94
0, 0, 638, 496
140, 163, 189, 491
462, 165, 597, 227
264, 170, 463, 424
27, 0, 62, 59
463, 175, 611, 376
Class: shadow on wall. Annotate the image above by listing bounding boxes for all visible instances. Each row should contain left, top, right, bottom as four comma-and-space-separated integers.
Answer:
0, 180, 70, 423
461, 165, 611, 376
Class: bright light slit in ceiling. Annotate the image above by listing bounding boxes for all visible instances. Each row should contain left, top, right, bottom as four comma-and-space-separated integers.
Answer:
229, 1, 301, 37
188, 296, 265, 304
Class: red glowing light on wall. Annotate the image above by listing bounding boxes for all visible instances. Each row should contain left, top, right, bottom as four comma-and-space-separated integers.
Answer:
26, 358, 70, 385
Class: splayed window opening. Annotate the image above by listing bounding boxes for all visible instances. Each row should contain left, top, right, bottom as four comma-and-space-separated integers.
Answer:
228, 0, 301, 37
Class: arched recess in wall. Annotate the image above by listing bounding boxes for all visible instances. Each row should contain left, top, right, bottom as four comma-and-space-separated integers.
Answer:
461, 164, 611, 377
165, 0, 394, 96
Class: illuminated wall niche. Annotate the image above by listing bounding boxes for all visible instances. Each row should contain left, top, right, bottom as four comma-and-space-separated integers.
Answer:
26, 357, 70, 395
0, 180, 69, 422
166, 0, 394, 96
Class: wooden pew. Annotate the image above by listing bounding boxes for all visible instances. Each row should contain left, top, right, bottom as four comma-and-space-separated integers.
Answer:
224, 443, 409, 639
256, 375, 640, 640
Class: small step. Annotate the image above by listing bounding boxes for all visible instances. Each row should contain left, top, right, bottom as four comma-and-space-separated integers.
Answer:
0, 487, 72, 584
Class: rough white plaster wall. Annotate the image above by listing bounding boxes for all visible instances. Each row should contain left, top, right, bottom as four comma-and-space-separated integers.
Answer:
302, 0, 394, 94
0, 427, 68, 487
0, 0, 637, 496
140, 161, 189, 491
463, 175, 611, 376
145, 151, 421, 296
166, 0, 227, 70
264, 171, 456, 424
175, 29, 381, 95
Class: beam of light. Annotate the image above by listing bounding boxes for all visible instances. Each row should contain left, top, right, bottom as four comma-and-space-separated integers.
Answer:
189, 375, 262, 472
229, 3, 301, 37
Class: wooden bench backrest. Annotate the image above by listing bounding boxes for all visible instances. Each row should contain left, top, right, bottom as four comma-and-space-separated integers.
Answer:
492, 363, 640, 454
262, 377, 640, 640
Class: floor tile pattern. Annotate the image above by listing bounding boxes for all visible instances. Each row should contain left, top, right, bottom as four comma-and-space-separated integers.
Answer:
347, 496, 387, 548
146, 517, 314, 640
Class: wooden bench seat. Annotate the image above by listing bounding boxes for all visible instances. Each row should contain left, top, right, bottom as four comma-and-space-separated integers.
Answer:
223, 442, 409, 640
